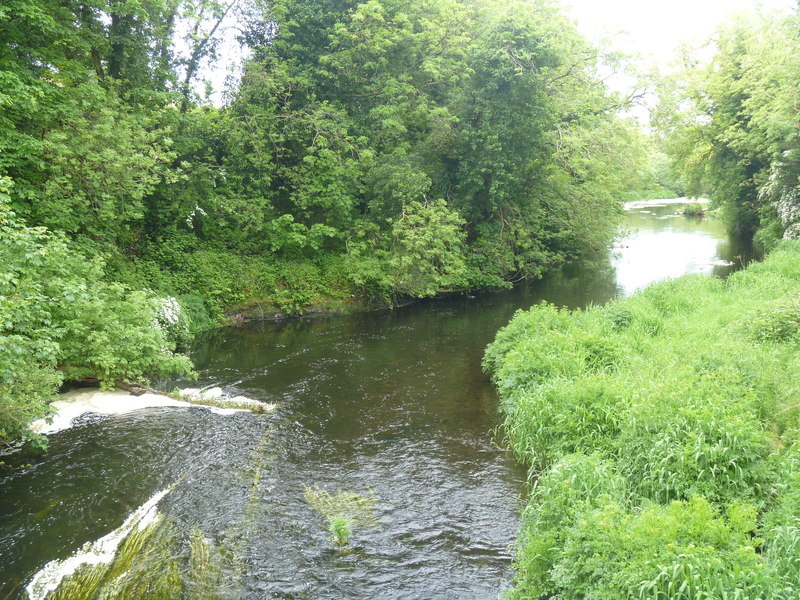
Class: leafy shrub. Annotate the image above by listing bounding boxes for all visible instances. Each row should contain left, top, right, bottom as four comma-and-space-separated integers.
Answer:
603, 299, 664, 336
503, 374, 624, 469
619, 398, 773, 505
605, 304, 634, 331
271, 261, 324, 314
0, 178, 193, 448
176, 293, 217, 334
154, 297, 192, 350
681, 203, 706, 217
510, 454, 627, 599
553, 498, 768, 600
513, 489, 771, 600
492, 324, 623, 398
742, 296, 800, 343
483, 302, 575, 377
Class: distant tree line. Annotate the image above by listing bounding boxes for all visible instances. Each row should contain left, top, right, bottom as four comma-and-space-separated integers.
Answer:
657, 7, 800, 245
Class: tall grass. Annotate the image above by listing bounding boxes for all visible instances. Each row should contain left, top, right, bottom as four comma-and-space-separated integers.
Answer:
485, 241, 800, 599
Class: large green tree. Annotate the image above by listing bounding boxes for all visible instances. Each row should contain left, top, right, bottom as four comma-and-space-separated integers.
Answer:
658, 9, 800, 242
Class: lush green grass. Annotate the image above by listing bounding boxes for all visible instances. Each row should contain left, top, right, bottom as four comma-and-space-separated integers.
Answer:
485, 241, 800, 599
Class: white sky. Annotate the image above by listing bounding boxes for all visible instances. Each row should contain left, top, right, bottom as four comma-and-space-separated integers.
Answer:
562, 0, 797, 69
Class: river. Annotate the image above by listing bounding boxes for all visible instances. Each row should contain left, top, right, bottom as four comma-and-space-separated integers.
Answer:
0, 200, 758, 599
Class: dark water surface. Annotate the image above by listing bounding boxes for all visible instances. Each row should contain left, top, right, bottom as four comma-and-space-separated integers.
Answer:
0, 201, 757, 598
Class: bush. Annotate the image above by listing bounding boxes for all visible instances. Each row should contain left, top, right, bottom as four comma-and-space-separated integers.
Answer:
484, 303, 623, 399
0, 178, 193, 448
503, 374, 624, 469
510, 453, 627, 599
618, 388, 774, 505
681, 203, 706, 217
483, 302, 575, 377
389, 199, 469, 297
742, 296, 800, 343
550, 498, 769, 600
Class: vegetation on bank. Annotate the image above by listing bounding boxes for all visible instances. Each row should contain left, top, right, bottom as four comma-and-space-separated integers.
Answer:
0, 179, 193, 451
0, 0, 667, 449
485, 241, 800, 599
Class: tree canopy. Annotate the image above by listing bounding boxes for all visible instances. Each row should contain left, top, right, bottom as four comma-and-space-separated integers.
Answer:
0, 0, 649, 445
657, 8, 800, 245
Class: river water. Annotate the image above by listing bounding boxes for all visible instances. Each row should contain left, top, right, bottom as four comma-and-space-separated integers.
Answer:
0, 200, 758, 599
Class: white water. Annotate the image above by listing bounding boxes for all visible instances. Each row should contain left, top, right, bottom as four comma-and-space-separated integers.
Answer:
25, 488, 171, 600
30, 388, 275, 436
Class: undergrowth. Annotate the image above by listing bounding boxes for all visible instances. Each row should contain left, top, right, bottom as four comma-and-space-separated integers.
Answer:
484, 241, 800, 599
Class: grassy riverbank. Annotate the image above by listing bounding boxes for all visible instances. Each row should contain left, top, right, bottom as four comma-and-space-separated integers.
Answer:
485, 241, 800, 599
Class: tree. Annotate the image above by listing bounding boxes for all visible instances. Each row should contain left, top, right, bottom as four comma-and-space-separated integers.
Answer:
658, 9, 799, 242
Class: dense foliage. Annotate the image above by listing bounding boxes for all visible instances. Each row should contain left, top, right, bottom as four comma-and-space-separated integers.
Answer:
0, 0, 650, 446
658, 8, 800, 244
0, 178, 193, 450
485, 242, 800, 599
1, 0, 647, 306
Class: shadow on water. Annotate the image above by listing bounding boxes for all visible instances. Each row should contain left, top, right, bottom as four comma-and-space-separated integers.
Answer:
0, 200, 757, 599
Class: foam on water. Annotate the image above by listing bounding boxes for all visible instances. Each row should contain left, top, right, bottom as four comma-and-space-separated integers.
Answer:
25, 487, 171, 600
31, 388, 261, 435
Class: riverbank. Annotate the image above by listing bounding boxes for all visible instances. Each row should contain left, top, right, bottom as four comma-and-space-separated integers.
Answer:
217, 197, 712, 326
485, 240, 800, 598
223, 293, 418, 325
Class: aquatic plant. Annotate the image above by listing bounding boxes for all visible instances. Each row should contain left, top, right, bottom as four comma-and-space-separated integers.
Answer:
39, 519, 234, 600
328, 515, 353, 546
188, 527, 227, 598
26, 479, 236, 600
303, 486, 377, 547
44, 518, 183, 600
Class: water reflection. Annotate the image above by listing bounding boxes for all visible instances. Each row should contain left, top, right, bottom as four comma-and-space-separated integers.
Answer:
614, 199, 759, 295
